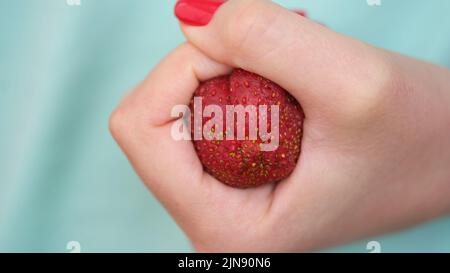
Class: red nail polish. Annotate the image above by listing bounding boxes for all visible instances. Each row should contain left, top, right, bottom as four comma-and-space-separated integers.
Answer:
293, 9, 307, 17
175, 0, 225, 26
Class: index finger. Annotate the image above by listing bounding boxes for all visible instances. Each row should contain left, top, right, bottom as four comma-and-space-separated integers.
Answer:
109, 43, 231, 219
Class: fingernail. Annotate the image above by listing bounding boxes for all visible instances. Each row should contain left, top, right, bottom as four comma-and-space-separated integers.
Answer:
293, 10, 308, 17
174, 0, 225, 26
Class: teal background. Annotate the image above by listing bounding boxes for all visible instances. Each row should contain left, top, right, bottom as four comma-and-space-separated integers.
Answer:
1, 0, 449, 252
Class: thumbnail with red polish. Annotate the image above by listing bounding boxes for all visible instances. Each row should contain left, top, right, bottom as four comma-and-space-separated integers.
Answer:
175, 0, 225, 26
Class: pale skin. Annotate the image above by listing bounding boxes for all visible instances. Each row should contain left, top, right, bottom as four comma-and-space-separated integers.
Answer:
109, 0, 450, 252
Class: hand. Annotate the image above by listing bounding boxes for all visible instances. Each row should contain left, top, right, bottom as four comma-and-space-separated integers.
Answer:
109, 0, 450, 251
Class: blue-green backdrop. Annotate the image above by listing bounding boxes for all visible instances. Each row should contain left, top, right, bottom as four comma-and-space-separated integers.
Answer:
1, 0, 450, 252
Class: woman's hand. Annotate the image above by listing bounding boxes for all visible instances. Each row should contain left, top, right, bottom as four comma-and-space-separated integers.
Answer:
109, 0, 450, 251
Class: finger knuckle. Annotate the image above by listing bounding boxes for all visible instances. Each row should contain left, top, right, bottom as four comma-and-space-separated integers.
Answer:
336, 55, 397, 126
171, 43, 198, 65
109, 103, 131, 142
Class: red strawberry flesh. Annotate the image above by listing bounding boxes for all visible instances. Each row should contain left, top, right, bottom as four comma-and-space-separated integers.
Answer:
190, 69, 304, 188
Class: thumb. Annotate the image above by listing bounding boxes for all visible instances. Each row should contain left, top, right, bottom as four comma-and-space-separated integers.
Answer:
175, 0, 390, 115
